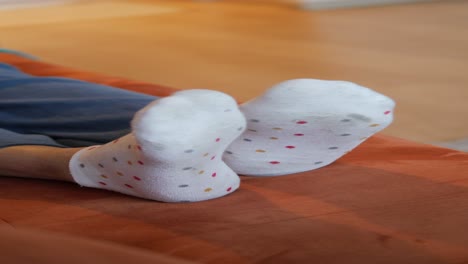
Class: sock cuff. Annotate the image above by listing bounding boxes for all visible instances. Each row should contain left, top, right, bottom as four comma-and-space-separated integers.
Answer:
69, 147, 99, 187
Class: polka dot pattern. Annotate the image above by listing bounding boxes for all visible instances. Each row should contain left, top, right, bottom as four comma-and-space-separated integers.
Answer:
72, 89, 244, 203
220, 79, 395, 177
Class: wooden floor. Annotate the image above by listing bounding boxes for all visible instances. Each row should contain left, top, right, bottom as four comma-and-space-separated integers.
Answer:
0, 0, 467, 144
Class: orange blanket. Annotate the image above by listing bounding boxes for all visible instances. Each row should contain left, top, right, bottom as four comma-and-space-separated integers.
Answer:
1, 53, 467, 264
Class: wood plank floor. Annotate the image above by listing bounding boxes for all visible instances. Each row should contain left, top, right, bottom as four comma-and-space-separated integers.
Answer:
0, 0, 467, 144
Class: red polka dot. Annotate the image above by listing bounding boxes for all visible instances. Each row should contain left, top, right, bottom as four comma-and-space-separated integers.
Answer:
211, 156, 216, 160
285, 146, 296, 149
384, 111, 391, 115
98, 182, 107, 186
212, 172, 217, 177
270, 161, 280, 164
227, 187, 232, 192
296, 121, 307, 124
137, 145, 142, 151
125, 184, 133, 188
133, 176, 141, 181
138, 160, 144, 165
294, 133, 304, 136
216, 138, 221, 142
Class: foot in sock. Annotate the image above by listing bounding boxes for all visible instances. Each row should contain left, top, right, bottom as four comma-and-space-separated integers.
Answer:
69, 90, 246, 202
223, 79, 395, 176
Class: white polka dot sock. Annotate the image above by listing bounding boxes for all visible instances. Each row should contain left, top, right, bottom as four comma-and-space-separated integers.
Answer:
223, 79, 395, 176
69, 89, 246, 202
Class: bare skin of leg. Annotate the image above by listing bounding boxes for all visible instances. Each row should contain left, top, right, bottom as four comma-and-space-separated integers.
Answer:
0, 145, 83, 182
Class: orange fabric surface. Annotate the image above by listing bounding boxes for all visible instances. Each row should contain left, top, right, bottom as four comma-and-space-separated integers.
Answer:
1, 54, 468, 263
0, 226, 193, 264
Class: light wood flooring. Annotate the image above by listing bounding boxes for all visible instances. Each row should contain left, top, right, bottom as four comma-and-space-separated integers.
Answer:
0, 0, 467, 145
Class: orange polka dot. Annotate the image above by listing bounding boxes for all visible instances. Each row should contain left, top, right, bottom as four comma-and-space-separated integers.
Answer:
270, 137, 278, 140
370, 124, 380, 127
199, 170, 205, 175
116, 172, 124, 176
127, 161, 133, 165
100, 174, 108, 179
256, 149, 266, 153
204, 188, 212, 192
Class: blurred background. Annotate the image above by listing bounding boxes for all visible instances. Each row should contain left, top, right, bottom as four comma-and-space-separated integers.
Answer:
0, 0, 467, 150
